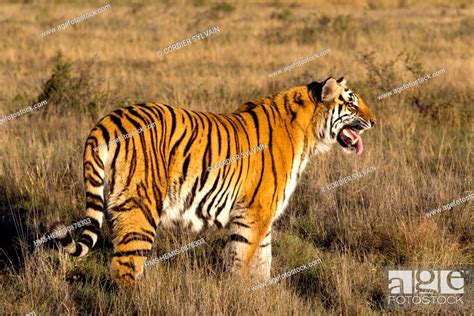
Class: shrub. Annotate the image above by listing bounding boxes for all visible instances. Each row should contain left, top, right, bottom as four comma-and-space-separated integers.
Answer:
359, 51, 401, 96
34, 51, 107, 119
212, 2, 235, 13
270, 9, 293, 22
297, 14, 360, 45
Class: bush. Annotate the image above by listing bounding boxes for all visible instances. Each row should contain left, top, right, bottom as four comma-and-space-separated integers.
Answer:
270, 9, 293, 22
34, 51, 107, 119
358, 51, 401, 97
297, 14, 360, 45
212, 2, 235, 13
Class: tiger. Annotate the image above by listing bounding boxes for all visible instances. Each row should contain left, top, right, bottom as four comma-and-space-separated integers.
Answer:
52, 77, 376, 287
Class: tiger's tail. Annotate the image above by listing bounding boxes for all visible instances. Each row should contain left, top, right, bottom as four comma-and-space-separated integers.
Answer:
52, 128, 107, 257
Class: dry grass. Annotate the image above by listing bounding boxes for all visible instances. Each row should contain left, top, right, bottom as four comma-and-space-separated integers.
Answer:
0, 0, 472, 314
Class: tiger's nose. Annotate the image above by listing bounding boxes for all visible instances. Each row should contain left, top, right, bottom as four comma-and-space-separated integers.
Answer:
370, 119, 375, 126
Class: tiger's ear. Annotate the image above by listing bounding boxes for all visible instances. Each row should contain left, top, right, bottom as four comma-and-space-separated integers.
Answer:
337, 76, 347, 88
321, 78, 343, 103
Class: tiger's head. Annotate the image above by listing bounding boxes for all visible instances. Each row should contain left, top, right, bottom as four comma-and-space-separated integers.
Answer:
308, 77, 376, 155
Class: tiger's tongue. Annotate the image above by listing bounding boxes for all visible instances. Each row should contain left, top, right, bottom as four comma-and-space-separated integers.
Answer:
342, 128, 364, 155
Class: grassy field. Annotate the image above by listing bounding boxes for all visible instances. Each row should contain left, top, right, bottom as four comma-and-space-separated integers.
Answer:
0, 0, 472, 314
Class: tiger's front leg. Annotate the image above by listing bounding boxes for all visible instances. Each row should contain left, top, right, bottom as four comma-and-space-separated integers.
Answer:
223, 207, 273, 280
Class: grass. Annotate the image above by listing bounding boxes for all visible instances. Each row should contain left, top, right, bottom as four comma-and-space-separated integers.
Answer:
0, 0, 472, 314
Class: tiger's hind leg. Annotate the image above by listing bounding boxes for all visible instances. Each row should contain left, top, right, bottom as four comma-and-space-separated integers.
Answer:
223, 207, 273, 280
108, 197, 159, 287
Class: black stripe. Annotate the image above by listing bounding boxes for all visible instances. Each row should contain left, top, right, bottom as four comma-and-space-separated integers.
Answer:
72, 244, 83, 256
212, 163, 239, 218
248, 111, 261, 143
123, 113, 150, 175
226, 180, 242, 217
140, 228, 156, 239
86, 192, 103, 203
145, 104, 167, 163
136, 106, 163, 192
194, 110, 205, 126
198, 113, 213, 190
195, 170, 222, 220
229, 114, 251, 179
283, 124, 295, 195
120, 232, 154, 245
91, 145, 105, 169
126, 142, 137, 187
214, 220, 223, 229
206, 121, 237, 208
220, 115, 242, 150
78, 234, 94, 247
184, 179, 199, 210
232, 221, 250, 228
97, 124, 111, 145
168, 130, 187, 169
113, 200, 137, 212
293, 91, 304, 106
152, 185, 163, 217
109, 131, 121, 193
268, 100, 278, 124
214, 115, 233, 158
137, 200, 158, 231
142, 213, 157, 231
183, 121, 199, 155
123, 110, 146, 130
247, 118, 265, 207
87, 135, 100, 147
243, 101, 258, 111
83, 225, 100, 235
332, 114, 350, 126
111, 249, 151, 258
128, 107, 149, 125
208, 187, 229, 219
161, 104, 177, 137
261, 104, 278, 208
284, 93, 297, 122
87, 216, 101, 229
246, 111, 264, 205
84, 161, 104, 185
214, 115, 222, 156
215, 204, 227, 220
118, 261, 136, 271
110, 112, 131, 163
86, 176, 104, 187
121, 273, 135, 280
109, 114, 128, 135
136, 183, 150, 205
86, 201, 103, 212
271, 98, 284, 119
230, 234, 251, 244
181, 155, 191, 184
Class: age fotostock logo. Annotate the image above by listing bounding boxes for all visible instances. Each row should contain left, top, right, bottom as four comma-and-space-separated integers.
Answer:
387, 268, 471, 308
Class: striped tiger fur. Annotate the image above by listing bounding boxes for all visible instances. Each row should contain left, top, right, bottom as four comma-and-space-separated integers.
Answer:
52, 77, 376, 287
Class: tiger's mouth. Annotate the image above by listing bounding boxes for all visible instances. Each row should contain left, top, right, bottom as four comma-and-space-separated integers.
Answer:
337, 127, 364, 155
